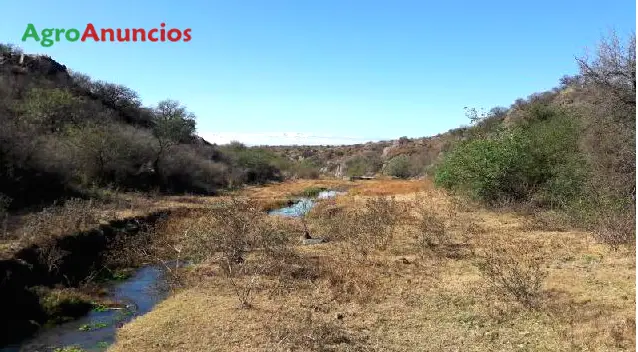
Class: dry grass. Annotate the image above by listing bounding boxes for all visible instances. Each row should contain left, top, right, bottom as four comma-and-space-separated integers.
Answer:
100, 179, 635, 351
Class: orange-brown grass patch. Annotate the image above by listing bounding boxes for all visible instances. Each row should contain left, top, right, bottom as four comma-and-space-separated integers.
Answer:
347, 179, 433, 196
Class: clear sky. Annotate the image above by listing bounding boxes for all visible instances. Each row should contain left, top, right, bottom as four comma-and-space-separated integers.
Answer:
0, 1, 635, 145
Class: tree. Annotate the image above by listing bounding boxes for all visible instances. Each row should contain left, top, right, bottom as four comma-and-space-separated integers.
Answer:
384, 155, 412, 179
576, 31, 636, 205
151, 99, 197, 185
576, 31, 636, 108
18, 88, 84, 132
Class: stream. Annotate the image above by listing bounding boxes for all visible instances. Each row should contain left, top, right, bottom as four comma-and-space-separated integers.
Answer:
268, 190, 344, 217
5, 189, 343, 351
2, 265, 171, 352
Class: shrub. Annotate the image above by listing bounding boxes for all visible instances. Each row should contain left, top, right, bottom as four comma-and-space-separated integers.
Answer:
160, 145, 227, 193
384, 155, 412, 179
415, 203, 447, 251
435, 107, 588, 208
220, 146, 284, 185
347, 196, 400, 253
345, 153, 382, 176
173, 198, 294, 308
296, 186, 328, 198
293, 159, 321, 179
475, 237, 548, 309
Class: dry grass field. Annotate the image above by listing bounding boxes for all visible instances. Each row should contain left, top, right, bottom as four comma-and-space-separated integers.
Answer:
104, 179, 636, 352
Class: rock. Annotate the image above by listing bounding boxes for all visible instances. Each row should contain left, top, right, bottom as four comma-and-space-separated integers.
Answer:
336, 313, 344, 320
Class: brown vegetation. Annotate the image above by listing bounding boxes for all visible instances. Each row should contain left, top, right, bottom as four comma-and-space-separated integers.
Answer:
103, 179, 635, 352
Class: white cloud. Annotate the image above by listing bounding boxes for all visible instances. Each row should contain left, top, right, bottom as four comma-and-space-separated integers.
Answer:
198, 131, 379, 146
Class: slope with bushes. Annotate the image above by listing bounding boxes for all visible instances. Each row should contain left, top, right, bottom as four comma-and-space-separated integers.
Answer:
0, 44, 291, 211
434, 32, 635, 246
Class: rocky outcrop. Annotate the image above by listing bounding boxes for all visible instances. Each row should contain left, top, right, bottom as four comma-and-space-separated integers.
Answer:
0, 51, 70, 84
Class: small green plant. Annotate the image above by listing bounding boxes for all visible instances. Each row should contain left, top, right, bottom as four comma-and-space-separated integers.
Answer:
78, 322, 109, 331
54, 346, 85, 352
296, 186, 328, 198
92, 303, 109, 312
95, 341, 109, 349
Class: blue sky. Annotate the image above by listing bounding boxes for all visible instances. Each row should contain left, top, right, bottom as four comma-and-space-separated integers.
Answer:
0, 1, 635, 145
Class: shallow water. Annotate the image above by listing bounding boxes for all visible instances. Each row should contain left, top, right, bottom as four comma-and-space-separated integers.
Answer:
3, 265, 171, 352
267, 189, 344, 217
268, 198, 314, 217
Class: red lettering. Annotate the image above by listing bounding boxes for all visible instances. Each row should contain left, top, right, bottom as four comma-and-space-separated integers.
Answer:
183, 28, 192, 42
116, 29, 130, 42
101, 28, 115, 42
81, 23, 100, 42
167, 29, 181, 42
148, 29, 159, 42
132, 28, 146, 42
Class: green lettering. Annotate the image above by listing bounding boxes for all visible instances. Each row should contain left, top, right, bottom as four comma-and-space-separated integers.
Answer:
55, 28, 65, 41
41, 28, 54, 47
65, 29, 80, 42
21, 23, 40, 42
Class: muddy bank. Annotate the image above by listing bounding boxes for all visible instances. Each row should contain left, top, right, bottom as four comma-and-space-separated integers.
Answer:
0, 210, 170, 347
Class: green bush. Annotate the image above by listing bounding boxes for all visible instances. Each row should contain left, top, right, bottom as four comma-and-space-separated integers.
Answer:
296, 186, 328, 198
384, 155, 412, 179
220, 145, 284, 185
435, 107, 588, 208
293, 159, 321, 179
346, 153, 382, 177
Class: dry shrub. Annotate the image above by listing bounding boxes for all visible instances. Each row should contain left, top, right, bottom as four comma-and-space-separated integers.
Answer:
267, 307, 369, 351
592, 209, 636, 251
20, 198, 104, 244
346, 196, 400, 254
19, 198, 111, 273
521, 209, 571, 232
411, 196, 474, 259
474, 236, 548, 309
307, 199, 350, 242
414, 202, 447, 251
317, 251, 381, 304
155, 198, 299, 308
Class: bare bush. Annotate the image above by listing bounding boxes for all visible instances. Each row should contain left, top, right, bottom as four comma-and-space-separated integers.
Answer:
414, 203, 447, 251
166, 198, 296, 308
592, 208, 636, 251
20, 198, 104, 244
307, 199, 350, 242
349, 196, 400, 253
475, 237, 548, 309
19, 198, 106, 273
267, 308, 367, 351
318, 251, 381, 304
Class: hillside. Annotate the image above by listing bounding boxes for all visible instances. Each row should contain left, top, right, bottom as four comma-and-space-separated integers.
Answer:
262, 84, 596, 180
0, 44, 290, 210
264, 128, 468, 178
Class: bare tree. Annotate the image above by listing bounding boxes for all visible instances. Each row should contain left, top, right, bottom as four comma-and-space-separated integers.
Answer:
576, 30, 636, 108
